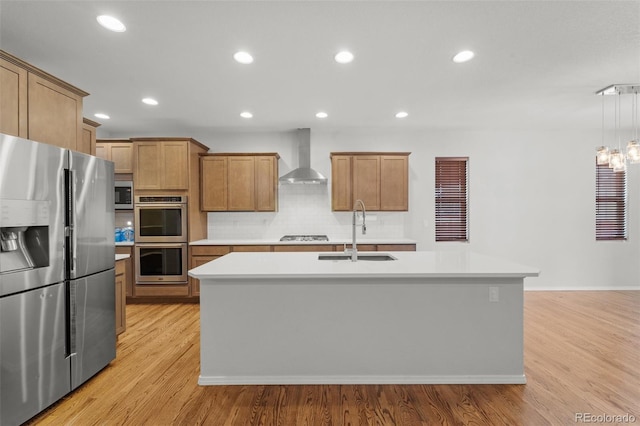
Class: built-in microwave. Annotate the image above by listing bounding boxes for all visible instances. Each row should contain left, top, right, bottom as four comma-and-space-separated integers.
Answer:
114, 181, 133, 210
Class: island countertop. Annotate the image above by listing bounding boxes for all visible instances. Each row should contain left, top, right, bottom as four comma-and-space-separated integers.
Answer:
188, 250, 539, 280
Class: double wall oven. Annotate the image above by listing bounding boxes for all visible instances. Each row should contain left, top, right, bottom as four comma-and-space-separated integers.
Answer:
134, 196, 188, 284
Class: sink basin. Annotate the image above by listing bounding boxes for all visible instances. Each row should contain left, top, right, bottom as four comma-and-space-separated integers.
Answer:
318, 253, 397, 261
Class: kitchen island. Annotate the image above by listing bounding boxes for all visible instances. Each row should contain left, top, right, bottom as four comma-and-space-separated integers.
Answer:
189, 251, 539, 385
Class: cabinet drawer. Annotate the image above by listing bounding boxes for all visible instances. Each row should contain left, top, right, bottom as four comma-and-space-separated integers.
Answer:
232, 245, 272, 252
191, 245, 231, 256
273, 245, 335, 252
377, 244, 416, 251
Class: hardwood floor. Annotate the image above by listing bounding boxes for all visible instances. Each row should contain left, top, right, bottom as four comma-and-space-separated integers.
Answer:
27, 291, 639, 425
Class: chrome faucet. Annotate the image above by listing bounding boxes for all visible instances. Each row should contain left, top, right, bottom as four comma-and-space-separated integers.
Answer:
349, 199, 366, 262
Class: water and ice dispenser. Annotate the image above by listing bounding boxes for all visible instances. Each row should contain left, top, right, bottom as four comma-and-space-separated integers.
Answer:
0, 199, 50, 274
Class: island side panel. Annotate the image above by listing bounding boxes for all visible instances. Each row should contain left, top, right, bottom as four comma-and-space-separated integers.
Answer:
199, 276, 525, 384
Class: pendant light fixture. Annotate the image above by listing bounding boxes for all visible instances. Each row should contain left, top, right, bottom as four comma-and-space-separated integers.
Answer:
596, 84, 640, 172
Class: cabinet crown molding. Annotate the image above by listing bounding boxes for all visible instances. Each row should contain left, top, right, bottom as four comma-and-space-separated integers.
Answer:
1, 49, 89, 97
330, 152, 411, 157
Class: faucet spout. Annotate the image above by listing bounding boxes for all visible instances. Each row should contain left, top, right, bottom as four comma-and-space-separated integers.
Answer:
351, 199, 366, 262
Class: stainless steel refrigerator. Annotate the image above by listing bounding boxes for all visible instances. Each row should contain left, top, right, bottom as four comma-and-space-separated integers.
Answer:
0, 134, 116, 425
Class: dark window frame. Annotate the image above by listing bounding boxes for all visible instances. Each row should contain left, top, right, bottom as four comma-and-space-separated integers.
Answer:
596, 160, 627, 241
435, 157, 469, 242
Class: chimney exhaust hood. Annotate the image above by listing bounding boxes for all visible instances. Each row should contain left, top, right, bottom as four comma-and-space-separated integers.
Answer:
279, 128, 327, 184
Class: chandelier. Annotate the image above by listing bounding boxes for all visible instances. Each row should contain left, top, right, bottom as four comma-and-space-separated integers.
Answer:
595, 84, 640, 172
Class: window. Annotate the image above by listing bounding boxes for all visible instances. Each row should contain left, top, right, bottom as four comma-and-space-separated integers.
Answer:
435, 157, 468, 242
596, 161, 627, 240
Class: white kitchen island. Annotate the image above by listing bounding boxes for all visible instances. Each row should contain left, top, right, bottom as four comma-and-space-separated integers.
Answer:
189, 251, 539, 385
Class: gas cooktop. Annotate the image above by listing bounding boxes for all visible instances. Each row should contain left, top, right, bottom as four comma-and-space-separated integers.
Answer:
279, 235, 329, 242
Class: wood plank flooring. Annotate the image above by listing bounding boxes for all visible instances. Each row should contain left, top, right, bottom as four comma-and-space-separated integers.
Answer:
26, 291, 639, 425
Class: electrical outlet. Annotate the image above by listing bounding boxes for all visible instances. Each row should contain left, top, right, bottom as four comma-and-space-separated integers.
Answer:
489, 286, 499, 302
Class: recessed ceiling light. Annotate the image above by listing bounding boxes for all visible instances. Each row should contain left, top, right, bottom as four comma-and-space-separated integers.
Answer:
142, 97, 158, 106
240, 111, 253, 118
234, 51, 254, 64
334, 51, 354, 64
315, 112, 328, 119
395, 111, 409, 119
94, 113, 110, 120
453, 50, 475, 63
96, 15, 126, 32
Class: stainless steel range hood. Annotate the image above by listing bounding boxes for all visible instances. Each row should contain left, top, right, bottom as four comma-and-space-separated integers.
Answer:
279, 128, 327, 184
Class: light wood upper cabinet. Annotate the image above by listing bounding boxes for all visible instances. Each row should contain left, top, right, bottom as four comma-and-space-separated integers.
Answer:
331, 155, 352, 211
353, 155, 381, 210
132, 140, 190, 190
380, 155, 409, 211
200, 153, 279, 212
28, 73, 83, 151
81, 118, 101, 156
201, 156, 228, 211
255, 156, 278, 211
96, 139, 134, 173
0, 56, 28, 138
331, 152, 410, 211
1, 50, 88, 152
228, 156, 255, 210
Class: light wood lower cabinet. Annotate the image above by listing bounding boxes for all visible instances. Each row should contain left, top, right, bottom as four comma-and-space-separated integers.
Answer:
115, 258, 129, 335
116, 246, 134, 297
190, 246, 231, 296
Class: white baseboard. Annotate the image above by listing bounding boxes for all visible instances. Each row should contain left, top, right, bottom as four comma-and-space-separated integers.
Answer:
198, 374, 527, 386
525, 286, 640, 291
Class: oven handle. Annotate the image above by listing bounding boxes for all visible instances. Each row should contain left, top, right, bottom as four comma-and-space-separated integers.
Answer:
134, 242, 188, 248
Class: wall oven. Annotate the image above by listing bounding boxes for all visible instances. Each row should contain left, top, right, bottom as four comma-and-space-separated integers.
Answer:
135, 243, 188, 284
134, 195, 187, 243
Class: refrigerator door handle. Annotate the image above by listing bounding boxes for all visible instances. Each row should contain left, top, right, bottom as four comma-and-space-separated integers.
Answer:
65, 280, 77, 357
64, 168, 76, 275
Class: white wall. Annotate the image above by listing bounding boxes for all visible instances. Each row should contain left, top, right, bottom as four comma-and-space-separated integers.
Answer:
116, 127, 640, 290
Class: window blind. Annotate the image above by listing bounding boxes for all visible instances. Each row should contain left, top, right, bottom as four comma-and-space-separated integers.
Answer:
596, 161, 627, 241
435, 157, 468, 242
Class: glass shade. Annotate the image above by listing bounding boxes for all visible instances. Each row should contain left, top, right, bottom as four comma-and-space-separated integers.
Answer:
626, 140, 640, 163
609, 149, 626, 172
596, 146, 610, 165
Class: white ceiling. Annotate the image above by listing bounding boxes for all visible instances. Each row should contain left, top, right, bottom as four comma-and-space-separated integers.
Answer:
1, 1, 639, 137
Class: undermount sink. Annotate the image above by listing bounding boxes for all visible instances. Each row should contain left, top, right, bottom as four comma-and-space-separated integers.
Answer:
318, 253, 397, 261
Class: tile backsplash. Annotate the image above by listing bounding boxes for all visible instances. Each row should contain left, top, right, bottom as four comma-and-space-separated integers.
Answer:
207, 184, 406, 240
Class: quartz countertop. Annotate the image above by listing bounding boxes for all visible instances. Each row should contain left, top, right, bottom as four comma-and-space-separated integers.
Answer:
189, 237, 417, 246
115, 254, 130, 261
189, 251, 539, 280
115, 241, 134, 246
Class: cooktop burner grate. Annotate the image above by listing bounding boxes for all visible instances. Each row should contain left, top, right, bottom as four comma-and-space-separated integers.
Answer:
279, 235, 329, 242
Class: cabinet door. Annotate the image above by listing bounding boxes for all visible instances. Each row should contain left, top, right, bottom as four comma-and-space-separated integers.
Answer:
331, 155, 352, 211
201, 156, 228, 211
255, 156, 277, 211
110, 143, 133, 173
190, 255, 221, 296
80, 121, 97, 155
353, 155, 380, 210
162, 141, 189, 189
227, 156, 255, 211
115, 260, 127, 335
0, 57, 28, 138
28, 73, 82, 151
380, 155, 408, 210
95, 143, 108, 161
134, 142, 162, 190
